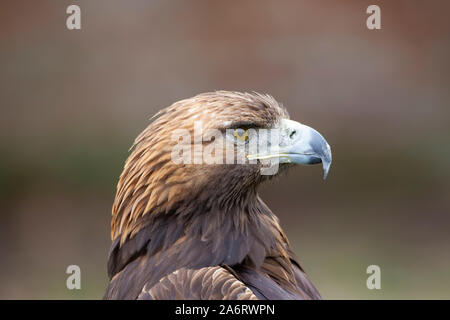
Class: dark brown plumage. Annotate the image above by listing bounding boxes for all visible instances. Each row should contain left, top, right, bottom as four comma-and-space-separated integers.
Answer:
104, 91, 328, 300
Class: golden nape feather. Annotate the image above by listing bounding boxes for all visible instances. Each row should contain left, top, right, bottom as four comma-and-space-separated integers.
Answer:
104, 91, 331, 300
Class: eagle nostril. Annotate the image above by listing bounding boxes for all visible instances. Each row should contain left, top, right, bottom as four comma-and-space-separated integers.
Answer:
289, 130, 297, 139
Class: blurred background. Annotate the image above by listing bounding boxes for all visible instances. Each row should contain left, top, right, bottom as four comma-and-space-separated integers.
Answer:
0, 0, 449, 299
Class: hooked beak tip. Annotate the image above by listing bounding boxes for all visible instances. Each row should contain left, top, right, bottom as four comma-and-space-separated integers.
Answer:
321, 144, 332, 180
323, 161, 331, 180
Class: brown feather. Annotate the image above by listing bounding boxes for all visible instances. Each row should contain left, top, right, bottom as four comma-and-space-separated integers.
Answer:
104, 91, 320, 300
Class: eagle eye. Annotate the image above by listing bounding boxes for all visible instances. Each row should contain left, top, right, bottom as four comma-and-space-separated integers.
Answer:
233, 128, 249, 142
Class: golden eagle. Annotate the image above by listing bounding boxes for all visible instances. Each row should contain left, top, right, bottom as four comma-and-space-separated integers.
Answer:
104, 91, 332, 299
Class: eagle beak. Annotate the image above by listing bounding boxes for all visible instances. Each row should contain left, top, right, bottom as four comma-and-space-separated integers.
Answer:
247, 119, 332, 179
280, 119, 332, 180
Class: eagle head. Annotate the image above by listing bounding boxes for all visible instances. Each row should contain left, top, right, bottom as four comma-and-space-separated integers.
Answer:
106, 91, 331, 299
